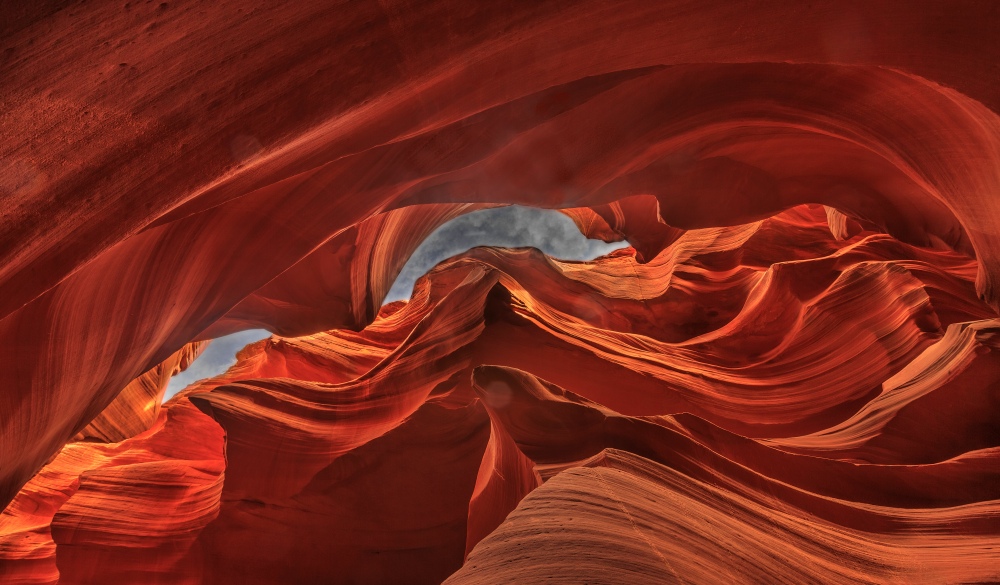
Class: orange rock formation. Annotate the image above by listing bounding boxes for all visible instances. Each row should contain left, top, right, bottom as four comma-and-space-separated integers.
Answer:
1, 1, 998, 583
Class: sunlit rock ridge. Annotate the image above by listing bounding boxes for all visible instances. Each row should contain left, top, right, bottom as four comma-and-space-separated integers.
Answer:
1, 2, 998, 583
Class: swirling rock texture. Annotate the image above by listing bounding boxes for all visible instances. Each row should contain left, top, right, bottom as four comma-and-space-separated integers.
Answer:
2, 1, 999, 583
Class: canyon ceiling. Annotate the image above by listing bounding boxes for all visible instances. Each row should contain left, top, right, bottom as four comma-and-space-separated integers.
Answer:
1, 1, 999, 583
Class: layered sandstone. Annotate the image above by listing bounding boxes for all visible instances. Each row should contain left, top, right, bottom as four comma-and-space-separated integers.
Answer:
2, 1, 999, 582
3, 205, 998, 583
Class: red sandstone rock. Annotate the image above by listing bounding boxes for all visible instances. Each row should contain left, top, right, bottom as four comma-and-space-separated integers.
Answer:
74, 341, 209, 443
2, 1, 1000, 582
4, 205, 998, 582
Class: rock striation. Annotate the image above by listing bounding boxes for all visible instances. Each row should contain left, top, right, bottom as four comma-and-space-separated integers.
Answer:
3, 204, 998, 583
2, 1, 999, 582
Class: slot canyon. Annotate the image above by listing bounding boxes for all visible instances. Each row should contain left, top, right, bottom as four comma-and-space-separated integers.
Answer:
1, 2, 999, 583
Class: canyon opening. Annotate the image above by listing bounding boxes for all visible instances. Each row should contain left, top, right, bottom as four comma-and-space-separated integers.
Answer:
1, 2, 999, 584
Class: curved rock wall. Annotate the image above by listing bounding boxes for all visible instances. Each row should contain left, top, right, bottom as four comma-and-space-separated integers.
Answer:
2, 2, 999, 582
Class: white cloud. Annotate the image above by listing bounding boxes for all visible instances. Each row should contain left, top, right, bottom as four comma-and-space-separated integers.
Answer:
383, 206, 626, 303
